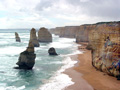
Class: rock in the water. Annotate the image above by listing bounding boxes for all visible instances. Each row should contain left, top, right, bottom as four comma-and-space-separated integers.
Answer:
15, 41, 36, 69
30, 28, 40, 47
38, 27, 52, 42
15, 32, 21, 42
48, 47, 58, 55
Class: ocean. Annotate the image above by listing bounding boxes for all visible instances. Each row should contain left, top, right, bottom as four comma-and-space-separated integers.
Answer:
0, 29, 81, 90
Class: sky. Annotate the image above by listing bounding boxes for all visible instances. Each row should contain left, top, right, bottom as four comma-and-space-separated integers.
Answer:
0, 0, 120, 29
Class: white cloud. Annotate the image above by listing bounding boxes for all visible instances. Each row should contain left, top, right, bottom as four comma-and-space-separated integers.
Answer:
0, 0, 119, 29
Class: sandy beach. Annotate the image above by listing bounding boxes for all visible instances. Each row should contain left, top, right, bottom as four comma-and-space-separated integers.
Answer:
65, 42, 120, 90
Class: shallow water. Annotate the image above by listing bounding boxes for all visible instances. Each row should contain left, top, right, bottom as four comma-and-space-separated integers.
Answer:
0, 29, 81, 90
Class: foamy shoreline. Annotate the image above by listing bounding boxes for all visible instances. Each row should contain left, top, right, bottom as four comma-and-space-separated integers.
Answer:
65, 42, 120, 90
38, 43, 82, 90
64, 43, 94, 90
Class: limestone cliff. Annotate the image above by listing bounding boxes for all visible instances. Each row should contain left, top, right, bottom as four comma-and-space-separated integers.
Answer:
38, 27, 52, 42
15, 32, 21, 42
50, 26, 79, 38
62, 26, 80, 38
50, 21, 120, 77
30, 28, 40, 47
50, 27, 62, 35
88, 22, 120, 76
50, 25, 94, 41
76, 25, 96, 42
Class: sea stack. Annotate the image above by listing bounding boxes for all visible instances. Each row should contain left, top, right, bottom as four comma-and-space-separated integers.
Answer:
15, 41, 36, 69
30, 28, 40, 47
15, 32, 21, 42
38, 27, 52, 42
48, 47, 58, 55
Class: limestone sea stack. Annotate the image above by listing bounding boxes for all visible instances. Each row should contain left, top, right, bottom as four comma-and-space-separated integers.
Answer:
30, 28, 40, 47
15, 41, 36, 69
38, 27, 52, 42
15, 32, 21, 42
48, 47, 58, 55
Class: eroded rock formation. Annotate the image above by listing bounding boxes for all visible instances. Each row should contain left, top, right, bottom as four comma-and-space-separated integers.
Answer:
38, 27, 52, 42
15, 32, 21, 42
30, 28, 40, 47
15, 41, 36, 69
48, 47, 58, 55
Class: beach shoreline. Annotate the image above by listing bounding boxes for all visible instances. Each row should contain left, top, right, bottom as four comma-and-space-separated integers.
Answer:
64, 42, 120, 90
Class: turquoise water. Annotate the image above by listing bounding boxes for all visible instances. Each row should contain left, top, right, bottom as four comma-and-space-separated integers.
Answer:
0, 29, 80, 90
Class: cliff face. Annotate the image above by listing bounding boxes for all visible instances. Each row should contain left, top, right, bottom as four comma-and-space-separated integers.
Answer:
50, 21, 120, 77
88, 22, 120, 76
60, 26, 79, 38
50, 26, 80, 38
50, 25, 94, 41
76, 25, 95, 42
50, 27, 63, 35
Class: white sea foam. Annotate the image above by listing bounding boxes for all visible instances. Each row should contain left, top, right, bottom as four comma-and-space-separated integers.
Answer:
39, 37, 82, 90
48, 38, 75, 49
5, 85, 25, 90
39, 50, 81, 90
59, 38, 75, 43
66, 50, 83, 56
0, 85, 25, 90
0, 41, 8, 44
48, 42, 72, 48
52, 34, 59, 37
0, 46, 25, 56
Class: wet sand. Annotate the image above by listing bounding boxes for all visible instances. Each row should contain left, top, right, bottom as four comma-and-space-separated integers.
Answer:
64, 42, 120, 90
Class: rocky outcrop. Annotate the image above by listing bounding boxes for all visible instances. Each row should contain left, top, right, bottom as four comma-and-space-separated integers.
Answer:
48, 47, 58, 55
88, 21, 120, 77
15, 32, 21, 42
30, 28, 39, 47
15, 41, 36, 69
38, 27, 52, 42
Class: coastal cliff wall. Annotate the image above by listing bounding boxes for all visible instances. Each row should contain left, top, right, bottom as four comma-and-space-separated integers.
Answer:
50, 27, 61, 35
50, 25, 92, 41
60, 26, 79, 38
50, 26, 79, 38
76, 25, 95, 42
88, 22, 120, 76
50, 21, 120, 77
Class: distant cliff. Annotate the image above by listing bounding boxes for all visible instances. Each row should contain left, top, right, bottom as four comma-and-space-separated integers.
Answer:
50, 21, 120, 77
50, 27, 63, 36
50, 25, 95, 42
50, 26, 79, 38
